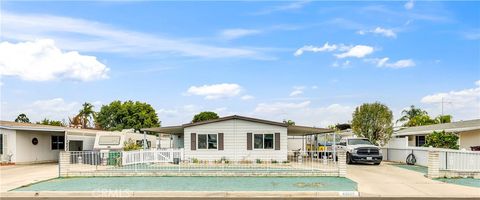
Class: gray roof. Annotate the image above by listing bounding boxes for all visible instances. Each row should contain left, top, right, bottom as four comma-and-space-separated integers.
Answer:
142, 115, 332, 135
394, 119, 480, 136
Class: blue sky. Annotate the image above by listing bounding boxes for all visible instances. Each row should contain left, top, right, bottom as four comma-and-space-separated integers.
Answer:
0, 1, 479, 126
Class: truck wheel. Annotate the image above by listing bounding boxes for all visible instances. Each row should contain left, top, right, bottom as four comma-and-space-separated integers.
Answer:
346, 152, 352, 164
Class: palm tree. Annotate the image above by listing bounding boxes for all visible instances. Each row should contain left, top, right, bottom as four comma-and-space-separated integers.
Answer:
435, 115, 452, 124
397, 105, 428, 126
283, 119, 295, 126
14, 113, 30, 123
78, 102, 95, 129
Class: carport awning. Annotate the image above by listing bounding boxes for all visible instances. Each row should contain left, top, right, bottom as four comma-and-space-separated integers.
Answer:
143, 126, 184, 135
287, 125, 333, 136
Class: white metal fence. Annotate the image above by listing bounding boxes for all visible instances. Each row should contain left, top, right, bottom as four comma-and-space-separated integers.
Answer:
382, 147, 480, 172
122, 149, 184, 165
62, 149, 340, 175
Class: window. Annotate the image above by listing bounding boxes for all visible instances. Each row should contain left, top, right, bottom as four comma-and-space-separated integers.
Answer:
253, 134, 274, 149
198, 134, 217, 149
98, 136, 121, 145
51, 136, 65, 150
416, 135, 426, 147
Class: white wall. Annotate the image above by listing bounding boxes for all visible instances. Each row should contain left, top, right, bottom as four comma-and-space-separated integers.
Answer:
184, 119, 288, 162
385, 137, 408, 148
15, 130, 64, 164
0, 129, 16, 162
287, 136, 304, 151
66, 133, 96, 151
459, 130, 480, 150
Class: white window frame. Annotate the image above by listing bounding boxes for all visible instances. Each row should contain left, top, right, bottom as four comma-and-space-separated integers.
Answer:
197, 133, 218, 150
253, 133, 275, 150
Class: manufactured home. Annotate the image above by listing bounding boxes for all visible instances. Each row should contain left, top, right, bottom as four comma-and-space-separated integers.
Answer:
0, 121, 157, 164
143, 115, 332, 162
390, 119, 480, 150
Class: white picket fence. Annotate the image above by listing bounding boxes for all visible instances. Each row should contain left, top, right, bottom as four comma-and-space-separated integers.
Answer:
382, 147, 480, 172
122, 148, 184, 166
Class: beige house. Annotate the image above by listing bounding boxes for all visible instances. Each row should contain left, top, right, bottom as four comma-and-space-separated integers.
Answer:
143, 115, 332, 162
0, 121, 157, 164
393, 119, 480, 150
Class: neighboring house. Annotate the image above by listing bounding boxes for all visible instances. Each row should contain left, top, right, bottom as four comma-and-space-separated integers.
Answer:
143, 115, 332, 162
391, 119, 480, 150
0, 121, 157, 164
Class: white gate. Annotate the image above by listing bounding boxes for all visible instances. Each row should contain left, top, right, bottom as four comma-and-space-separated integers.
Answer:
122, 149, 184, 166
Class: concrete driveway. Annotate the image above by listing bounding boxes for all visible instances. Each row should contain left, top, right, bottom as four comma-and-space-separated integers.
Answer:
347, 162, 480, 197
0, 163, 58, 192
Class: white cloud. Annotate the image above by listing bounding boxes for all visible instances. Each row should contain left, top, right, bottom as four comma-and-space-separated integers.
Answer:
2, 12, 264, 59
404, 0, 415, 10
358, 27, 397, 38
241, 95, 255, 100
366, 57, 416, 69
253, 101, 353, 127
186, 83, 243, 99
254, 101, 311, 114
253, 1, 310, 15
0, 39, 109, 81
335, 45, 374, 58
0, 98, 81, 122
294, 43, 337, 56
220, 29, 262, 40
289, 90, 303, 97
420, 80, 480, 120
385, 59, 415, 68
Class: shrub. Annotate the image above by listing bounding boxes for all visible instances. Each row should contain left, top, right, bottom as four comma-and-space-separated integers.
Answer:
271, 160, 278, 164
282, 160, 290, 164
123, 138, 142, 151
191, 157, 199, 163
256, 159, 262, 164
424, 130, 459, 149
220, 156, 230, 164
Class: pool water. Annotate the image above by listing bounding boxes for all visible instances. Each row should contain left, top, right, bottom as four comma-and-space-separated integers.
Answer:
14, 177, 357, 192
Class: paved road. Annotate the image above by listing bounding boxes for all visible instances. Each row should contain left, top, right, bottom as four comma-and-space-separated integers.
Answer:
346, 162, 480, 197
0, 163, 58, 192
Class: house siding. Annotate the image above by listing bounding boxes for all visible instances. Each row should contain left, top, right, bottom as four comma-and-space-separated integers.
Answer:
184, 119, 288, 162
459, 130, 480, 150
15, 130, 64, 164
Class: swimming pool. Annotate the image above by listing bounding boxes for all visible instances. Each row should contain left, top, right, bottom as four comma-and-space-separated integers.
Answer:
14, 177, 357, 192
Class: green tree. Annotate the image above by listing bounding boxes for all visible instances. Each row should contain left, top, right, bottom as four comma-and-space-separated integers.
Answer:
424, 130, 459, 149
351, 102, 394, 146
192, 111, 219, 123
397, 105, 429, 127
283, 119, 295, 126
407, 115, 436, 127
14, 113, 30, 123
78, 102, 96, 129
435, 115, 452, 124
36, 118, 64, 126
95, 100, 160, 132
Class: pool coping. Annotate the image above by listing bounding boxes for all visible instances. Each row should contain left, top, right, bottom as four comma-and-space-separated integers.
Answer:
1, 191, 359, 198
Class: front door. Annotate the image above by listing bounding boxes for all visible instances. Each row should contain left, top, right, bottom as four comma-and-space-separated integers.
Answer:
69, 140, 83, 151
